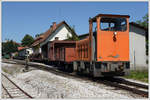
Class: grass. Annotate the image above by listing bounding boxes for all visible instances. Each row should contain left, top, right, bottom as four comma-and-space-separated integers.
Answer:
124, 70, 148, 83
2, 67, 13, 75
2, 66, 23, 75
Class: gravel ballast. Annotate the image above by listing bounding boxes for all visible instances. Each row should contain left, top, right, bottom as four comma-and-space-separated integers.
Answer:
1, 62, 145, 99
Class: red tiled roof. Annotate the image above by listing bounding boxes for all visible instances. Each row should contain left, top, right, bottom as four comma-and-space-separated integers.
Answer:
31, 21, 63, 47
31, 21, 76, 47
31, 34, 44, 47
18, 46, 28, 51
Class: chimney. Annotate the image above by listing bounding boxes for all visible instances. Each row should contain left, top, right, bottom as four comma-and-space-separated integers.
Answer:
52, 22, 56, 31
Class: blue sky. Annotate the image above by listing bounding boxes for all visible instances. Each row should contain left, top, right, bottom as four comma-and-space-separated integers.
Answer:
2, 2, 148, 43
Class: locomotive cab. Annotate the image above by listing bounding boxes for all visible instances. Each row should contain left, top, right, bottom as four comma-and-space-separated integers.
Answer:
89, 14, 130, 77
74, 14, 130, 77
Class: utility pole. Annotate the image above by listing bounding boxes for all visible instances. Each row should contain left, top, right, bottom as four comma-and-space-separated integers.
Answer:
25, 51, 29, 71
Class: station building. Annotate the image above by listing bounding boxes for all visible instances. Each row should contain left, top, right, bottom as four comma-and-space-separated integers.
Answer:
31, 21, 77, 60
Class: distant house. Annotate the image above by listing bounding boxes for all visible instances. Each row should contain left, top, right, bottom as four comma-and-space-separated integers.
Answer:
78, 22, 148, 70
2, 41, 21, 59
31, 21, 77, 59
18, 46, 33, 57
11, 52, 18, 57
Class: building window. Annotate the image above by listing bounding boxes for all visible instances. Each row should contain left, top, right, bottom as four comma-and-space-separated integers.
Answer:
55, 37, 59, 40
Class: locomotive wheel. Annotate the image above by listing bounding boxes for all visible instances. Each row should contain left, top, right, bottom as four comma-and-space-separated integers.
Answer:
65, 65, 68, 72
89, 71, 94, 78
77, 67, 84, 76
77, 66, 81, 75
68, 65, 73, 73
63, 66, 65, 71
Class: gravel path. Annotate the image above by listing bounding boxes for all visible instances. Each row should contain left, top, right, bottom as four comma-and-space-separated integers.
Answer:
1, 62, 145, 99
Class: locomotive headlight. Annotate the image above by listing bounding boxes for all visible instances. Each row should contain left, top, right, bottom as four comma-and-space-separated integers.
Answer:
113, 32, 117, 42
114, 32, 117, 35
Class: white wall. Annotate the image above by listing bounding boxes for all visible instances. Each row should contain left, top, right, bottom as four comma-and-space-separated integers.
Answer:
129, 25, 147, 70
49, 24, 72, 41
40, 24, 72, 47
40, 24, 73, 58
33, 47, 41, 54
26, 48, 33, 55
18, 48, 34, 57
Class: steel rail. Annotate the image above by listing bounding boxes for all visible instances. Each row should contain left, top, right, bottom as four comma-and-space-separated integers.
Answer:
111, 77, 148, 89
3, 59, 149, 98
2, 73, 33, 98
38, 64, 149, 98
30, 63, 149, 98
97, 79, 148, 98
2, 84, 13, 98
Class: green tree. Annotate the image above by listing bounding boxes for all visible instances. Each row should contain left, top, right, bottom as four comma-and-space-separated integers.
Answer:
136, 13, 148, 29
2, 40, 19, 56
35, 33, 44, 38
21, 34, 34, 47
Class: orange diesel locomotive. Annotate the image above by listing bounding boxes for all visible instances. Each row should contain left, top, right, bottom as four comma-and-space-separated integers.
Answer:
74, 14, 130, 77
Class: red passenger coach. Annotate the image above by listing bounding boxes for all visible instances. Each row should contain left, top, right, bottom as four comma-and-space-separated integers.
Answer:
48, 40, 76, 72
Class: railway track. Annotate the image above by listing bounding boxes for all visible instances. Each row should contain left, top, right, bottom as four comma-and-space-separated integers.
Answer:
111, 77, 148, 89
31, 63, 149, 98
2, 73, 33, 99
2, 59, 149, 98
97, 78, 148, 98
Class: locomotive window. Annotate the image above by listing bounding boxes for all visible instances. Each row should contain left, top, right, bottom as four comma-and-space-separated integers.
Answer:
100, 17, 127, 31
